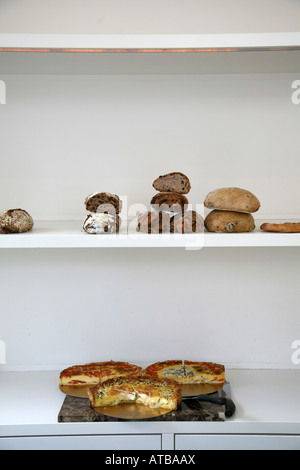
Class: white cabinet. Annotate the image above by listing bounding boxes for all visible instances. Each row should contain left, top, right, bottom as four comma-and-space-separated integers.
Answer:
175, 434, 300, 451
0, 0, 300, 450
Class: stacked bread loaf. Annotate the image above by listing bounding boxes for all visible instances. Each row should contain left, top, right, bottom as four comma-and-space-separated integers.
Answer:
137, 172, 203, 234
204, 187, 260, 233
83, 192, 122, 234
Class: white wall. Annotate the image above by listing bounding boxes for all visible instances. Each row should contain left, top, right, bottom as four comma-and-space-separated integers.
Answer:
0, 73, 299, 220
0, 247, 299, 370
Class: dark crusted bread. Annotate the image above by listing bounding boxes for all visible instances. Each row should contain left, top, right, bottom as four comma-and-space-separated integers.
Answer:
151, 192, 189, 213
205, 210, 255, 233
85, 192, 122, 215
152, 172, 191, 194
170, 210, 203, 233
137, 211, 170, 234
83, 213, 121, 234
0, 209, 34, 234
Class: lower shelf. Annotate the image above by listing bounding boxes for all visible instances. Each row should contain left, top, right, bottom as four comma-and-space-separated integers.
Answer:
0, 219, 299, 248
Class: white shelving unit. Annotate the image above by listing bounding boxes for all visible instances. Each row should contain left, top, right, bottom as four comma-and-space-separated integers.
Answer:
0, 0, 300, 450
0, 219, 300, 249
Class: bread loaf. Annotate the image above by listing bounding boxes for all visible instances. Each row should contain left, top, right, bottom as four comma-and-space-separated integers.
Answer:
204, 187, 260, 213
85, 192, 122, 215
204, 210, 255, 233
152, 172, 191, 194
260, 222, 300, 233
83, 213, 120, 234
0, 209, 34, 234
137, 211, 170, 234
151, 192, 189, 213
170, 210, 203, 233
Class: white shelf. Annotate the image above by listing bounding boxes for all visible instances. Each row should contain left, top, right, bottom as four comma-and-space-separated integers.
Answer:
1, 32, 300, 52
0, 369, 300, 436
0, 220, 299, 249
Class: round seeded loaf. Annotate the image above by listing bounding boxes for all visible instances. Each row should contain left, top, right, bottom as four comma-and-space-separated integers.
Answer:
204, 210, 255, 233
0, 209, 34, 234
204, 187, 260, 213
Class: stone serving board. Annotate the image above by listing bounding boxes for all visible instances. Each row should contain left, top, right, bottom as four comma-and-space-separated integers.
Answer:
58, 392, 224, 422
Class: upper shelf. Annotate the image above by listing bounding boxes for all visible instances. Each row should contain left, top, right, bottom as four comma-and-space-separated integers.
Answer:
0, 220, 299, 249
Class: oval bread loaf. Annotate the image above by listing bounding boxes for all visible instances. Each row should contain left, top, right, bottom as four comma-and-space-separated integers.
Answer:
0, 209, 34, 234
260, 222, 300, 233
137, 211, 170, 234
152, 172, 191, 194
151, 192, 189, 213
170, 210, 203, 233
83, 213, 120, 234
204, 210, 255, 233
204, 187, 260, 213
85, 192, 122, 215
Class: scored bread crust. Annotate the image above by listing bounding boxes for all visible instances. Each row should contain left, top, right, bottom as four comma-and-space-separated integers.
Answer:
87, 374, 182, 410
85, 192, 122, 214
152, 172, 191, 195
0, 209, 34, 234
260, 222, 300, 233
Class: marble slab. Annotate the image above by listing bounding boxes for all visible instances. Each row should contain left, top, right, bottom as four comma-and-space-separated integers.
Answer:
58, 392, 225, 423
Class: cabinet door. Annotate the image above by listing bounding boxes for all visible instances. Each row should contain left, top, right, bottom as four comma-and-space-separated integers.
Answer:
0, 434, 161, 450
175, 434, 300, 450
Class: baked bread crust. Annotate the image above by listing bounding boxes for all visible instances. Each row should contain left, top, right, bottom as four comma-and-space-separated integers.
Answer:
137, 211, 170, 233
144, 360, 225, 384
60, 361, 142, 386
204, 210, 255, 233
260, 222, 300, 233
170, 210, 203, 233
152, 172, 191, 194
204, 187, 260, 213
151, 192, 189, 213
83, 213, 121, 234
87, 374, 182, 410
85, 192, 122, 215
0, 209, 34, 234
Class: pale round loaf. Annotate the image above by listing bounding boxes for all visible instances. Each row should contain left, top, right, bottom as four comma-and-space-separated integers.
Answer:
0, 209, 34, 234
204, 187, 260, 213
204, 210, 255, 233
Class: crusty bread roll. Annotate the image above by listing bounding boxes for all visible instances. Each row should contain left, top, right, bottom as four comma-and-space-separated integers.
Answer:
204, 187, 260, 213
260, 222, 300, 233
0, 209, 34, 234
151, 192, 189, 213
85, 192, 122, 215
152, 172, 191, 194
137, 211, 170, 234
205, 210, 255, 233
83, 213, 121, 234
170, 210, 203, 233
